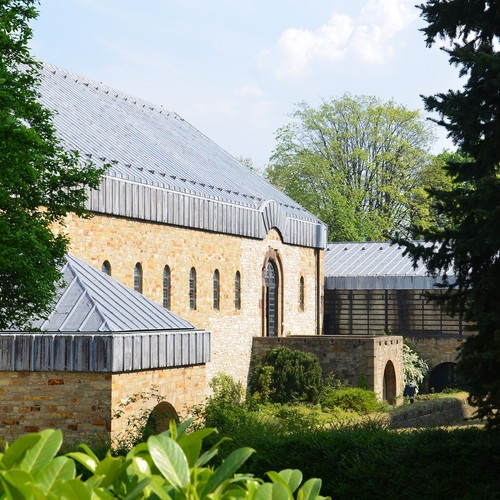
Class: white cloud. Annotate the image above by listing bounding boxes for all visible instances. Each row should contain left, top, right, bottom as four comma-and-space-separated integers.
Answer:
270, 0, 418, 78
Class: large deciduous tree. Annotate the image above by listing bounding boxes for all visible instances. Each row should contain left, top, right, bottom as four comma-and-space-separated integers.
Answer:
400, 1, 500, 428
0, 0, 105, 330
266, 94, 437, 241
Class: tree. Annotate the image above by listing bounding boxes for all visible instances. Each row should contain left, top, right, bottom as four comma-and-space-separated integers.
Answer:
0, 1, 105, 330
266, 94, 437, 241
399, 1, 500, 428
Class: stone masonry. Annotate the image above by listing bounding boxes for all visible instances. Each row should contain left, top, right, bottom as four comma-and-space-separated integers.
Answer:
60, 215, 323, 386
252, 335, 403, 402
0, 365, 206, 444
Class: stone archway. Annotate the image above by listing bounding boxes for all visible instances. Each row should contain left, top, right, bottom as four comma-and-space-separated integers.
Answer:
428, 362, 459, 393
146, 401, 179, 434
383, 360, 397, 404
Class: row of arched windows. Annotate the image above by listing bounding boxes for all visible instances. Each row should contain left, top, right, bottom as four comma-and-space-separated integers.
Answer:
101, 261, 304, 312
102, 261, 241, 311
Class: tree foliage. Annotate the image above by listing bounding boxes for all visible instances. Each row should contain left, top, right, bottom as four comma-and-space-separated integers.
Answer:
266, 94, 438, 241
399, 0, 500, 428
0, 1, 105, 330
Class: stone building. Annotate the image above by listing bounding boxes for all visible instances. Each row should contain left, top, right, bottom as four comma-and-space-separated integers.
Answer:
37, 62, 327, 387
0, 64, 408, 444
0, 255, 209, 442
323, 242, 472, 391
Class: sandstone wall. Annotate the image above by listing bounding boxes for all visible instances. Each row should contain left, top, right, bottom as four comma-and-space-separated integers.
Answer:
252, 335, 403, 402
0, 365, 206, 443
61, 214, 322, 385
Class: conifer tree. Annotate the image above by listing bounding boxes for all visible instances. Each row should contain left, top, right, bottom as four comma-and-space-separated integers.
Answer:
0, 1, 105, 329
402, 1, 500, 427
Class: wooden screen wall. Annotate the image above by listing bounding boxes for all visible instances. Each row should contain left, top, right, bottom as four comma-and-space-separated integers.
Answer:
324, 289, 465, 336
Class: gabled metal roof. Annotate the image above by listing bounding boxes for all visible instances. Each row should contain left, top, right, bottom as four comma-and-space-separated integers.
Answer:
324, 242, 453, 290
36, 63, 327, 248
30, 254, 194, 332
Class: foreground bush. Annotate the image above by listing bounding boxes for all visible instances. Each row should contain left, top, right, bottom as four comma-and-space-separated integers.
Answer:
0, 422, 330, 499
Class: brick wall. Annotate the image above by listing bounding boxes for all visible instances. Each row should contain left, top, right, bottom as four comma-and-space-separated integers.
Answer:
0, 365, 206, 443
60, 215, 322, 385
0, 371, 111, 443
111, 365, 206, 436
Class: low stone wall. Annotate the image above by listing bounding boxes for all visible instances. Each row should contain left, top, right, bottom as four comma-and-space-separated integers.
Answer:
0, 365, 206, 444
388, 393, 476, 429
252, 335, 403, 401
0, 331, 210, 443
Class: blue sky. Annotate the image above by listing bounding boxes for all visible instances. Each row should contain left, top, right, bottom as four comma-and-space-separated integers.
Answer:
31, 0, 462, 169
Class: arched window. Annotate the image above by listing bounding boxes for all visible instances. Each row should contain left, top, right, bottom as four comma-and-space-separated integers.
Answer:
189, 267, 197, 310
262, 249, 283, 337
134, 263, 143, 294
234, 271, 241, 310
299, 276, 305, 311
213, 269, 220, 310
163, 265, 171, 309
102, 260, 111, 276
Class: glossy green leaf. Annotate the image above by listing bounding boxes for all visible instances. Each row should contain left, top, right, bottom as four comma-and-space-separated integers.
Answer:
0, 469, 35, 500
65, 451, 98, 474
140, 475, 173, 500
95, 454, 125, 488
196, 437, 231, 467
90, 487, 116, 500
253, 482, 291, 500
20, 429, 63, 476
1, 434, 40, 470
122, 477, 155, 500
35, 456, 75, 494
126, 442, 149, 459
177, 428, 215, 467
59, 478, 93, 500
77, 443, 100, 464
266, 471, 293, 495
172, 418, 194, 440
297, 478, 322, 500
201, 447, 254, 497
147, 435, 189, 490
278, 469, 303, 493
129, 456, 151, 478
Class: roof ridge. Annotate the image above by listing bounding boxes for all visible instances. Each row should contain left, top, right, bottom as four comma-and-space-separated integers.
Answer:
40, 61, 175, 117
63, 259, 113, 331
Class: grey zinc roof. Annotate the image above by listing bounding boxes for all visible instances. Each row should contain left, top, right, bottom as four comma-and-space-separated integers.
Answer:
30, 254, 194, 332
324, 242, 454, 290
36, 63, 326, 248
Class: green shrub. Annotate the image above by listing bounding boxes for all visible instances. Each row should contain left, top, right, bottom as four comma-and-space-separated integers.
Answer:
250, 347, 323, 404
0, 422, 330, 499
321, 387, 381, 415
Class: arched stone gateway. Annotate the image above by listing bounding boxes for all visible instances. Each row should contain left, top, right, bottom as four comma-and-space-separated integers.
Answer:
428, 362, 459, 393
146, 402, 179, 434
383, 361, 397, 404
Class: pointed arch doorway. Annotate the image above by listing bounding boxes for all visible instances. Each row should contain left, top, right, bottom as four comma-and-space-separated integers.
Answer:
262, 249, 283, 337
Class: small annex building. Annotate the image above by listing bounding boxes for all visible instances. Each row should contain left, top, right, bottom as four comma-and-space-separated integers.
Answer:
36, 62, 327, 388
323, 242, 472, 392
0, 254, 210, 442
